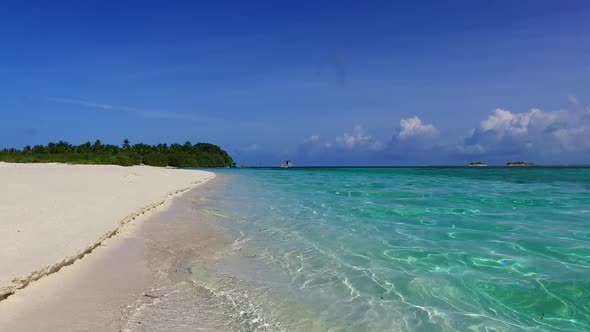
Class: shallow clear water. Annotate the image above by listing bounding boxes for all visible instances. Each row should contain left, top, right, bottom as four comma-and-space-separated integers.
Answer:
198, 167, 590, 331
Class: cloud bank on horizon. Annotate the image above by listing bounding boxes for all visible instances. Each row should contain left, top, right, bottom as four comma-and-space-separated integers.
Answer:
289, 106, 590, 166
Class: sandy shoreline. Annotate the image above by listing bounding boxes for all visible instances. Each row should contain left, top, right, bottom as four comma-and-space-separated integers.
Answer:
0, 178, 233, 331
0, 162, 214, 300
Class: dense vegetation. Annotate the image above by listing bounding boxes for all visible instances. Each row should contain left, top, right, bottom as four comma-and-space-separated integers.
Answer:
0, 139, 233, 167
506, 161, 534, 166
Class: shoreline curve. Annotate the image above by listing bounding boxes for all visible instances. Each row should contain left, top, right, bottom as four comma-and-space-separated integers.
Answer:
0, 163, 215, 301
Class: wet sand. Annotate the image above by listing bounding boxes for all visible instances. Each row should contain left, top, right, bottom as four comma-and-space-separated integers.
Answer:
0, 162, 214, 299
0, 177, 236, 331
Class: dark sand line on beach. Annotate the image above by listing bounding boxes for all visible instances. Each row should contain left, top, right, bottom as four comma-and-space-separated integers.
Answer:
0, 177, 237, 332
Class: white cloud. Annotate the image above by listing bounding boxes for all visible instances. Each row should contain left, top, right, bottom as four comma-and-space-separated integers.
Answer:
568, 95, 578, 104
480, 108, 541, 137
292, 108, 590, 165
304, 135, 320, 142
334, 125, 384, 150
48, 97, 200, 121
49, 98, 114, 110
398, 116, 439, 139
463, 108, 590, 155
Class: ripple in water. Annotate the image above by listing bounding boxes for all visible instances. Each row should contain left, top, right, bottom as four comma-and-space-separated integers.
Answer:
193, 167, 590, 331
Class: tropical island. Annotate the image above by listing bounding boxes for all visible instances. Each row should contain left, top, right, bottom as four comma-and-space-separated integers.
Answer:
506, 161, 535, 166
469, 162, 488, 167
0, 139, 233, 167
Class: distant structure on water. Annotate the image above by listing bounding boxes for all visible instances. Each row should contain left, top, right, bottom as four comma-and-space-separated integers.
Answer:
506, 161, 535, 166
469, 162, 488, 167
280, 160, 293, 168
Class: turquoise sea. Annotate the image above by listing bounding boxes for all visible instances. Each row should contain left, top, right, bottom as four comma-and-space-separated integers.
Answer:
191, 167, 590, 331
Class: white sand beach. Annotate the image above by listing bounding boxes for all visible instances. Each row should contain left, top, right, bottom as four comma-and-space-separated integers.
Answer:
0, 162, 214, 300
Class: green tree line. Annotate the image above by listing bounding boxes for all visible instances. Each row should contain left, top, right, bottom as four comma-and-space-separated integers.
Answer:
0, 139, 233, 167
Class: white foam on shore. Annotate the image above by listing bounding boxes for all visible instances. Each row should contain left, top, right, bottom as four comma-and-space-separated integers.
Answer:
0, 163, 215, 300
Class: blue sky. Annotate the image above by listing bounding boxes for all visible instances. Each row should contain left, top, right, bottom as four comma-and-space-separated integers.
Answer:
1, 1, 590, 165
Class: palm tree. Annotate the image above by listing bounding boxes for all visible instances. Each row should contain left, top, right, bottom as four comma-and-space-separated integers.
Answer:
93, 139, 103, 152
